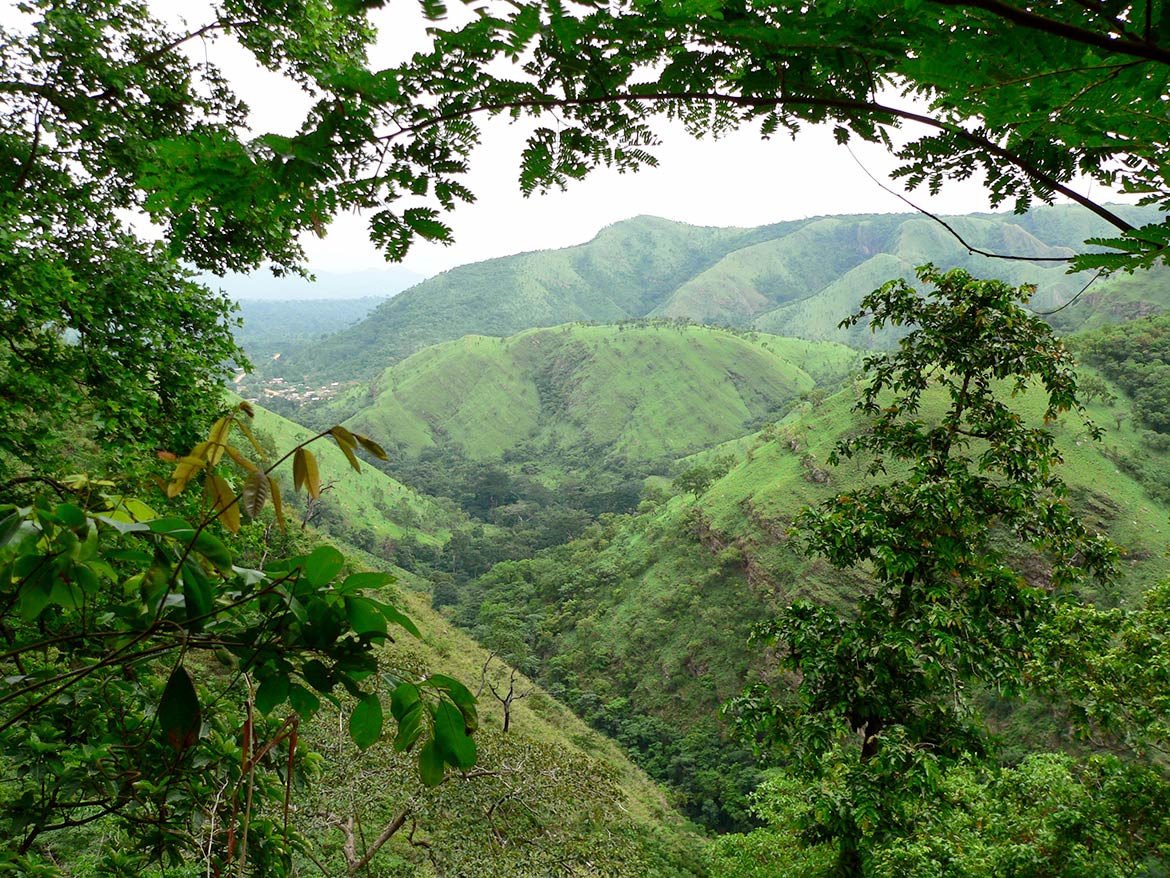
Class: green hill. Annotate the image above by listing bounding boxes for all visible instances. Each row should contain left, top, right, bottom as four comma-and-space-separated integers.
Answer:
451, 366, 1170, 829
243, 398, 463, 547
336, 323, 857, 466
269, 205, 1159, 383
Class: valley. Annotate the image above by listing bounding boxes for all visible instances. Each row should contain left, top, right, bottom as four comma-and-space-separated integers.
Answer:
10, 4, 1170, 874
213, 206, 1170, 870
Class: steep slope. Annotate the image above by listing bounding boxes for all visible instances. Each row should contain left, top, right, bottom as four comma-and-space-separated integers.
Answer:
244, 399, 462, 545
270, 205, 1160, 382
748, 215, 1085, 342
276, 216, 767, 381
338, 323, 858, 464
298, 566, 706, 877
452, 370, 1170, 826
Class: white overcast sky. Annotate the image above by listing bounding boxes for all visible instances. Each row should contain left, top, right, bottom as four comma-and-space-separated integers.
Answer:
152, 2, 1117, 277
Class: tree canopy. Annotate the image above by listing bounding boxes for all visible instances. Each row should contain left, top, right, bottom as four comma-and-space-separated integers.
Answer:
5, 0, 1170, 875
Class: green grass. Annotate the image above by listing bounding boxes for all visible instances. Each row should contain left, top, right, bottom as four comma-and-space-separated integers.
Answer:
264, 204, 1160, 383
340, 322, 858, 465
458, 367, 1170, 752
243, 399, 461, 544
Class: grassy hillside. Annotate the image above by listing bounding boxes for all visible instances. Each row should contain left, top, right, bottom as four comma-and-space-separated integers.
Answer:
338, 323, 857, 465
294, 564, 707, 877
243, 399, 462, 546
452, 367, 1170, 828
267, 205, 1160, 383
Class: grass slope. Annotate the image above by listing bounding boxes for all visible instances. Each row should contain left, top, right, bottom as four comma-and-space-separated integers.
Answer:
270, 205, 1160, 382
458, 370, 1170, 752
244, 399, 461, 544
339, 323, 858, 464
289, 544, 706, 876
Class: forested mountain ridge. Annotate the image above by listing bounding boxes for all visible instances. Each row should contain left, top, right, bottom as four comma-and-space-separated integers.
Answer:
268, 204, 1160, 383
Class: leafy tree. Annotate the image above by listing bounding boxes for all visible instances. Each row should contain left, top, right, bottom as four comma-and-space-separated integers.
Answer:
673, 465, 716, 500
386, 0, 1170, 271
728, 267, 1117, 875
0, 408, 479, 874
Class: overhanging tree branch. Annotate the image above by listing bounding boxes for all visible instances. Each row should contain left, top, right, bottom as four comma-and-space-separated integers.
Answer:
385, 90, 1136, 234
930, 0, 1170, 66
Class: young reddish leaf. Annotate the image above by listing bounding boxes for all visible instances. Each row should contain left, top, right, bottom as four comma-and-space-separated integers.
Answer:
242, 470, 270, 519
352, 432, 388, 460
159, 666, 201, 752
234, 416, 268, 462
301, 448, 321, 498
205, 473, 240, 533
167, 455, 206, 498
293, 447, 307, 494
268, 476, 287, 532
206, 416, 232, 466
329, 426, 362, 472
237, 400, 255, 418
224, 444, 257, 472
293, 446, 321, 496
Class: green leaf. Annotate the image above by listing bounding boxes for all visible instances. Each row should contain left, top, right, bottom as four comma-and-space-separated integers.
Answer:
181, 559, 213, 627
345, 595, 387, 636
393, 700, 424, 752
337, 570, 395, 594
390, 681, 421, 722
371, 598, 420, 638
255, 674, 290, 714
434, 700, 476, 770
53, 502, 86, 529
0, 510, 23, 550
302, 659, 332, 693
158, 666, 201, 752
349, 692, 384, 749
301, 545, 344, 589
426, 674, 478, 731
148, 517, 197, 539
192, 531, 233, 573
417, 739, 445, 786
288, 683, 322, 718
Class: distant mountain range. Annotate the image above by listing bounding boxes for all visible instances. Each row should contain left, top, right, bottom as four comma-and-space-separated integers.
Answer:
265, 205, 1164, 383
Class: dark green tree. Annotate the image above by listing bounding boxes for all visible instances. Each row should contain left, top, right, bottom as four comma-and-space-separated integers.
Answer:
729, 266, 1117, 875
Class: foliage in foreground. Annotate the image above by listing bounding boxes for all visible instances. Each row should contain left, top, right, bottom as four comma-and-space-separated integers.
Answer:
729, 266, 1119, 874
0, 408, 477, 875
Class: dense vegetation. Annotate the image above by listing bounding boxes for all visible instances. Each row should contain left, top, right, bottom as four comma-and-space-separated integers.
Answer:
7, 0, 1170, 875
268, 206, 1164, 383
